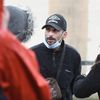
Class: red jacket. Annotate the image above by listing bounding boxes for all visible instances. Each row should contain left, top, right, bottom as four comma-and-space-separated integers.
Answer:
0, 29, 51, 100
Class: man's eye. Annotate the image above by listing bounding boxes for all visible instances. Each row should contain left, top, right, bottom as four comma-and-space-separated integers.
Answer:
53, 29, 59, 32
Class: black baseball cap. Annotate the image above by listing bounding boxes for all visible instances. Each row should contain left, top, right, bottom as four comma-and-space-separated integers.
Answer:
42, 14, 67, 31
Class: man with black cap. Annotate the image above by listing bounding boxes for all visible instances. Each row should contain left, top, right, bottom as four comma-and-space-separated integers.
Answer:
31, 14, 81, 100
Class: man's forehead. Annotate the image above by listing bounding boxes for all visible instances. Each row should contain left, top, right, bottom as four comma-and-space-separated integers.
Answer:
45, 25, 60, 31
45, 26, 64, 34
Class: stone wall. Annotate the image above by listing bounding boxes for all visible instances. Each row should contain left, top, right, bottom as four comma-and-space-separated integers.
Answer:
48, 0, 88, 60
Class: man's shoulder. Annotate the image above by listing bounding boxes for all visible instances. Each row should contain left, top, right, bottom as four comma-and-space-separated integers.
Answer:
65, 44, 80, 55
65, 44, 78, 53
30, 43, 45, 50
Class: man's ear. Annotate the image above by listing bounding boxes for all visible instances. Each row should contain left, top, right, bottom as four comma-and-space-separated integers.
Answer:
63, 31, 67, 38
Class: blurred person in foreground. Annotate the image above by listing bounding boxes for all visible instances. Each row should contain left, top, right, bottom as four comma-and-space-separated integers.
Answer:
0, 4, 51, 100
73, 54, 100, 99
31, 14, 81, 100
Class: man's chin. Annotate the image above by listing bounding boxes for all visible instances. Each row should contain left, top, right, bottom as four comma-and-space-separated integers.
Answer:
46, 41, 53, 45
47, 42, 55, 45
48, 43, 53, 45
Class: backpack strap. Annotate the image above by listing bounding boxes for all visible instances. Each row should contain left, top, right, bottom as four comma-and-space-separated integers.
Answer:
56, 44, 66, 81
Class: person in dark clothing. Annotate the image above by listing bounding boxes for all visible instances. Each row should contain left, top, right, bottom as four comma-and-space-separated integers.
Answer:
73, 54, 100, 99
31, 14, 81, 100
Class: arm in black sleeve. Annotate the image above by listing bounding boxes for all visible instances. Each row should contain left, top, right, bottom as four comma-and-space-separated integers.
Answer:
73, 62, 100, 98
71, 52, 81, 94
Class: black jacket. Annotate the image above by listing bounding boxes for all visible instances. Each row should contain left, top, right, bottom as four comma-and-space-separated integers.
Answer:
31, 41, 81, 100
73, 62, 100, 99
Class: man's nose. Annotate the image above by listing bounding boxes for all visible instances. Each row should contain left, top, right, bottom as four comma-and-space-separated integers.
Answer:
48, 31, 54, 36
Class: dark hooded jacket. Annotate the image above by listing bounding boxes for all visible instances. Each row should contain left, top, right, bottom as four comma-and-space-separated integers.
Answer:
73, 54, 100, 99
31, 41, 81, 100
